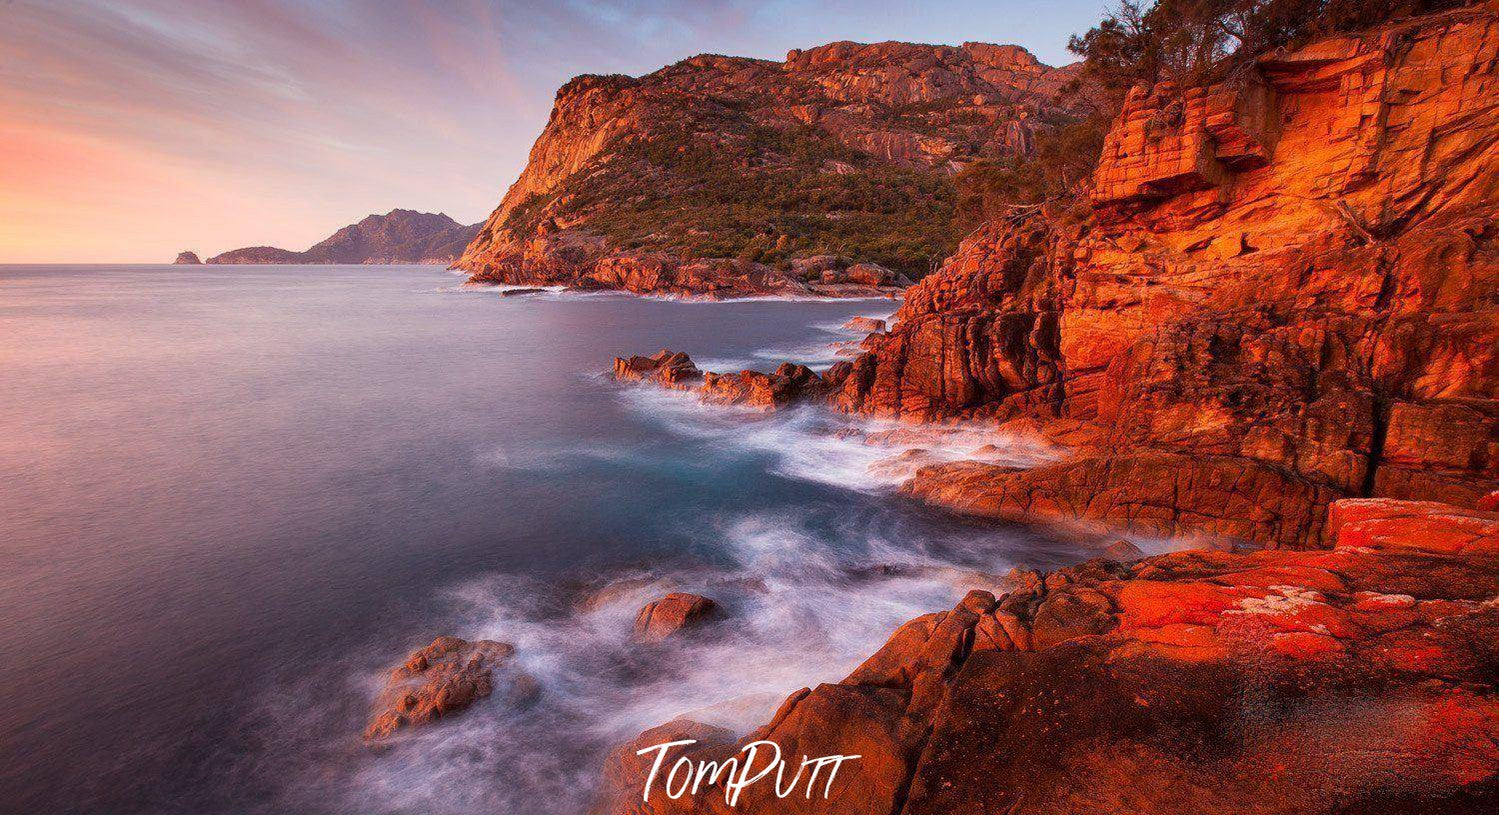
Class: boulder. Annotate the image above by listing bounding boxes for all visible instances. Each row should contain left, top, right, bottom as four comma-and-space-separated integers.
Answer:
631, 593, 720, 643
843, 262, 896, 287
363, 636, 519, 740
841, 316, 887, 333
611, 350, 702, 389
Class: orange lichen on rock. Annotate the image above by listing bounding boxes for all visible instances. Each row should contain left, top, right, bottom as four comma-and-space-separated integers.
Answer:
597, 497, 1499, 814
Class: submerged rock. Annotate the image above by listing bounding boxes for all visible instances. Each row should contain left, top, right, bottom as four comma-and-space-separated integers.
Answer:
363, 636, 519, 740
1101, 539, 1146, 561
631, 593, 720, 643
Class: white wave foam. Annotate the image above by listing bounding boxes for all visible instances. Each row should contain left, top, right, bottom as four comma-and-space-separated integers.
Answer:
811, 307, 901, 335
311, 501, 1021, 814
617, 386, 1062, 493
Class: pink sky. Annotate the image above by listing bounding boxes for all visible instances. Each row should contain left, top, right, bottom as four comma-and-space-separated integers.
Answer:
0, 0, 1102, 263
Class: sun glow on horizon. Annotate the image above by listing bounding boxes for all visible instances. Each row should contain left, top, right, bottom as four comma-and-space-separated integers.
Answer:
0, 0, 1101, 263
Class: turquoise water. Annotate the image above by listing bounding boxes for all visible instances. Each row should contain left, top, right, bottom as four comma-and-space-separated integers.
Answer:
0, 264, 1088, 813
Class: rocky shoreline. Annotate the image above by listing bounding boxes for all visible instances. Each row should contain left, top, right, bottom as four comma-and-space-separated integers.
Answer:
365, 6, 1497, 813
592, 496, 1498, 815
591, 7, 1498, 811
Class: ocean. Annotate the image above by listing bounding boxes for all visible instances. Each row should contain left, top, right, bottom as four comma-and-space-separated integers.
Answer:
0, 263, 1100, 813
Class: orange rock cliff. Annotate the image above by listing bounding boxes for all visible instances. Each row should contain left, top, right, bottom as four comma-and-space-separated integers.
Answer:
830, 5, 1498, 545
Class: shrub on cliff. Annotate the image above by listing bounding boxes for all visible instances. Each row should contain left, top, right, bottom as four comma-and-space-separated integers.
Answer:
1070, 0, 1473, 103
954, 117, 1108, 229
953, 0, 1474, 232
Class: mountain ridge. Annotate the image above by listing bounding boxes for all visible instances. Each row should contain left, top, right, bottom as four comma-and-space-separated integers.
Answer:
205, 209, 480, 265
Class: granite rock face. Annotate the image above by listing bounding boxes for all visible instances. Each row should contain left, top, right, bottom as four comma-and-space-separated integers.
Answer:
596, 498, 1499, 815
833, 7, 1499, 547
209, 210, 480, 265
453, 42, 1080, 298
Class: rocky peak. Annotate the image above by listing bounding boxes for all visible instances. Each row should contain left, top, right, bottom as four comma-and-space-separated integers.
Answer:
454, 36, 1080, 296
172, 251, 201, 265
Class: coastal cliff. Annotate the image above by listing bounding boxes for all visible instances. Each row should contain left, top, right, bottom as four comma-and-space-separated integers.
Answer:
452, 42, 1080, 298
829, 5, 1498, 546
208, 209, 480, 265
594, 7, 1498, 813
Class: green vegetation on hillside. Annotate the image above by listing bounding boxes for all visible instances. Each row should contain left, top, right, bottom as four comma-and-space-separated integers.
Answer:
504, 118, 962, 276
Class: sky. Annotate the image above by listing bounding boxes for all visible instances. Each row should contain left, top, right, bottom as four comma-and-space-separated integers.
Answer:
0, 0, 1108, 263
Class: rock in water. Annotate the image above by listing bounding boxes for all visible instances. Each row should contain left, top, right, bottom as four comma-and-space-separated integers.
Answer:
363, 636, 516, 740
841, 316, 887, 333
613, 350, 833, 411
631, 593, 719, 642
173, 251, 201, 265
611, 350, 703, 389
700, 363, 825, 410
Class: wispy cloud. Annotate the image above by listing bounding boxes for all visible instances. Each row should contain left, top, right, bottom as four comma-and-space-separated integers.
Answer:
0, 0, 1100, 262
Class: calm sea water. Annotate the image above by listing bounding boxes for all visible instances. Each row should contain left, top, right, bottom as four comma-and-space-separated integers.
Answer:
0, 264, 1100, 814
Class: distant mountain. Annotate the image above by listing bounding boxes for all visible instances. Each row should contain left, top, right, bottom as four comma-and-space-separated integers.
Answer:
173, 251, 201, 264
208, 210, 481, 265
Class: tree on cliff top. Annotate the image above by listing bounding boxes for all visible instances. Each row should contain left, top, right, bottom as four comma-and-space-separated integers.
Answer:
954, 0, 1475, 230
1069, 0, 1473, 104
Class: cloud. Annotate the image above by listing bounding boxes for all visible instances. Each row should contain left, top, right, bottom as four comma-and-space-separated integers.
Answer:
0, 0, 1098, 262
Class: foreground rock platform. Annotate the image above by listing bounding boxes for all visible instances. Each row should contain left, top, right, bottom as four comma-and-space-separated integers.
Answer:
595, 497, 1499, 814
